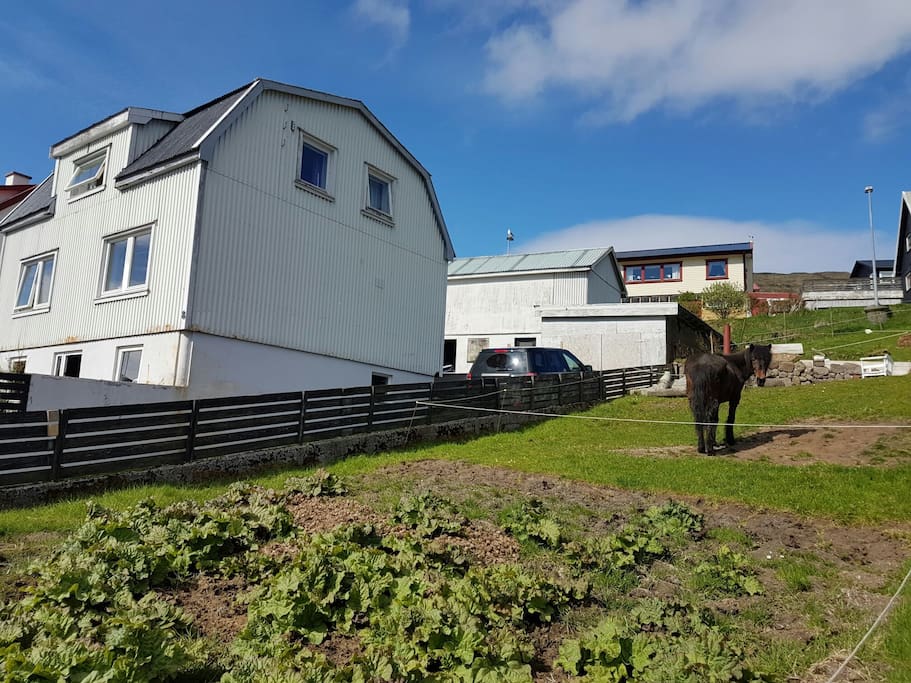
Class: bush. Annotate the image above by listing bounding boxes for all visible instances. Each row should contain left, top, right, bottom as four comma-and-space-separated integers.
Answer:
701, 283, 748, 320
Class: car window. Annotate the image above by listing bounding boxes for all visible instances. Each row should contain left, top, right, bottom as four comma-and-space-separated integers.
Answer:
529, 348, 566, 373
562, 351, 583, 371
474, 351, 528, 373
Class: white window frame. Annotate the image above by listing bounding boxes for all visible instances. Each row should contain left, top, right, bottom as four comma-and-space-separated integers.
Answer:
7, 357, 26, 374
97, 225, 153, 301
13, 250, 57, 315
53, 351, 82, 378
65, 148, 108, 200
295, 132, 335, 201
363, 164, 395, 225
115, 346, 143, 383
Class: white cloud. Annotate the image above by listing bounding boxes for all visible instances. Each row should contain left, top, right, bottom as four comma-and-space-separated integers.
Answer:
483, 0, 911, 122
862, 98, 911, 142
353, 0, 411, 45
518, 215, 894, 273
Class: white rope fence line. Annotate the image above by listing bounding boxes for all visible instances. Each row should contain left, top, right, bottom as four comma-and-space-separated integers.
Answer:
825, 563, 911, 682
415, 400, 911, 430
813, 329, 911, 353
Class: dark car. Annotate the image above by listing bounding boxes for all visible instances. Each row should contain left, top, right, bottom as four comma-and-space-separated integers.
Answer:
467, 347, 592, 379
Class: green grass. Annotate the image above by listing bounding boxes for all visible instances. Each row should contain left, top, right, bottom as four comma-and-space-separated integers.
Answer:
724, 303, 911, 361
1, 376, 909, 679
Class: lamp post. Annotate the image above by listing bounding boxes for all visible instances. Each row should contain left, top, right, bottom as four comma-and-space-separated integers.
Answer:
506, 229, 514, 255
864, 186, 880, 307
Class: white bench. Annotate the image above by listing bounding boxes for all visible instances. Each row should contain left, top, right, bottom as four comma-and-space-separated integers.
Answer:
860, 354, 894, 378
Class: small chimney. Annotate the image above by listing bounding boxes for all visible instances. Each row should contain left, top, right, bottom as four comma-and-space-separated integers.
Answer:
5, 171, 32, 186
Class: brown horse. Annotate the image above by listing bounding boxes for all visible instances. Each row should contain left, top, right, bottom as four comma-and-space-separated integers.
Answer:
685, 344, 772, 454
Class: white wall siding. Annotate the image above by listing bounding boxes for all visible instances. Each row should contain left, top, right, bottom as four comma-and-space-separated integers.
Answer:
191, 90, 448, 376
552, 272, 588, 305
0, 155, 200, 357
0, 331, 185, 385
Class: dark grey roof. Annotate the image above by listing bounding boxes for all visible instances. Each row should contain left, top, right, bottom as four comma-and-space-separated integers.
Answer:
0, 173, 55, 229
615, 242, 753, 260
849, 259, 894, 278
116, 83, 252, 180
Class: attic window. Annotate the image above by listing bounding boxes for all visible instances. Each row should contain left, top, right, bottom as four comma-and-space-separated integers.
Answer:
66, 150, 107, 198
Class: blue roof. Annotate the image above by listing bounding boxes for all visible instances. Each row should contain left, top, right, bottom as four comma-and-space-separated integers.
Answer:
615, 242, 753, 260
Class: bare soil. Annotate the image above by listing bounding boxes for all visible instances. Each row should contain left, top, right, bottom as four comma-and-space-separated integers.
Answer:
159, 459, 909, 681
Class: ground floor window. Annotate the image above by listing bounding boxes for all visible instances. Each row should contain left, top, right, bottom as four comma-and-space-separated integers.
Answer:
116, 346, 142, 383
371, 373, 390, 386
514, 337, 536, 347
467, 337, 489, 363
7, 357, 26, 374
53, 352, 82, 378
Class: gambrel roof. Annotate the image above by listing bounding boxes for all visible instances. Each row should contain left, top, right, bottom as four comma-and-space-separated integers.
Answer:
4, 79, 455, 260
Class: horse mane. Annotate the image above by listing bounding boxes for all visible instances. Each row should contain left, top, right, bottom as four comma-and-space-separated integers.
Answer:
722, 346, 753, 380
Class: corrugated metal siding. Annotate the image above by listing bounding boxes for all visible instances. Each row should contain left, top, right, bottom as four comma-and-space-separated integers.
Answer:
192, 90, 448, 375
552, 272, 587, 305
0, 123, 198, 351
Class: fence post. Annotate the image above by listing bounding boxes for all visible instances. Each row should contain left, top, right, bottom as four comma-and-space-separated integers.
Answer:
299, 391, 308, 443
426, 382, 433, 426
368, 386, 376, 430
185, 402, 199, 462
621, 369, 627, 395
599, 370, 605, 401
578, 372, 584, 404
51, 410, 67, 481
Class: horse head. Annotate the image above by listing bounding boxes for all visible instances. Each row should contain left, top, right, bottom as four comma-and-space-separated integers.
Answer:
748, 343, 772, 386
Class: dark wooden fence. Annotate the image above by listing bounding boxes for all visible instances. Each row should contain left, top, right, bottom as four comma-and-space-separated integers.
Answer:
0, 366, 661, 487
0, 373, 30, 413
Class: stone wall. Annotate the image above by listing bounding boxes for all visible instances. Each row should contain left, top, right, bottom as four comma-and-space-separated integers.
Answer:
763, 354, 861, 387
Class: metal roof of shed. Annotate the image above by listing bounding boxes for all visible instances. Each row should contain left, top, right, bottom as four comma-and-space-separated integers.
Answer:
448, 248, 613, 276
614, 242, 752, 260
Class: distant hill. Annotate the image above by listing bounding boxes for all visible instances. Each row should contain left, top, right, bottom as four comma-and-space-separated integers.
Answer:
753, 272, 849, 294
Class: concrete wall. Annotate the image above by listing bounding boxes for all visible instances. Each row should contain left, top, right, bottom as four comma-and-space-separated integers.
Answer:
540, 304, 674, 370
13, 330, 433, 410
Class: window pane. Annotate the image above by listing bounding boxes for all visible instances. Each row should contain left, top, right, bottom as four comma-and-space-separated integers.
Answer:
119, 349, 141, 382
16, 262, 38, 307
69, 158, 104, 187
129, 233, 151, 287
368, 176, 390, 213
105, 239, 127, 291
626, 267, 642, 282
663, 263, 680, 280
36, 258, 54, 304
300, 144, 327, 188
707, 260, 727, 278
562, 351, 582, 371
644, 264, 661, 281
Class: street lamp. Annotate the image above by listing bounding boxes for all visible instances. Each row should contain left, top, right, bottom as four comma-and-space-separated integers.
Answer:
864, 186, 880, 307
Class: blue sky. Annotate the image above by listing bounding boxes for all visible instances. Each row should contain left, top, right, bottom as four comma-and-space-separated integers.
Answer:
3, 0, 911, 273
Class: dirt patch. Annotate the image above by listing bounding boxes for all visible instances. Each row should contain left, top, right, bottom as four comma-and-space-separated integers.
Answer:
286, 494, 385, 534
163, 574, 248, 642
617, 423, 911, 468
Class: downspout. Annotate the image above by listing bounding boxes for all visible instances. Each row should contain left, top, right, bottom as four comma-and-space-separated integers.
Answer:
174, 161, 208, 387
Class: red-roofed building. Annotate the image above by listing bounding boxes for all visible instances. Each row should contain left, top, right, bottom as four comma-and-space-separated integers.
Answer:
0, 172, 35, 221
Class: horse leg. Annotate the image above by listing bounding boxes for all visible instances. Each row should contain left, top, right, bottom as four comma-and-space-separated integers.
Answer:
725, 398, 740, 447
706, 402, 719, 454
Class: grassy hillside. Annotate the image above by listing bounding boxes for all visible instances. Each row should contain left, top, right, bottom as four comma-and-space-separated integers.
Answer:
753, 271, 849, 293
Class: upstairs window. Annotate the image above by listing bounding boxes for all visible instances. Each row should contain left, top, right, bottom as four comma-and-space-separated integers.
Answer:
66, 149, 107, 199
14, 252, 56, 313
624, 262, 682, 283
364, 165, 395, 223
101, 227, 152, 296
296, 133, 335, 199
706, 258, 729, 280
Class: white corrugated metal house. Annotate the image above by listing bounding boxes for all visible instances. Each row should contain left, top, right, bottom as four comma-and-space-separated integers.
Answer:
0, 79, 454, 397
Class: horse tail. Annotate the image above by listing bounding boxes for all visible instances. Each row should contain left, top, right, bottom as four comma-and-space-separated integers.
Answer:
687, 371, 713, 426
